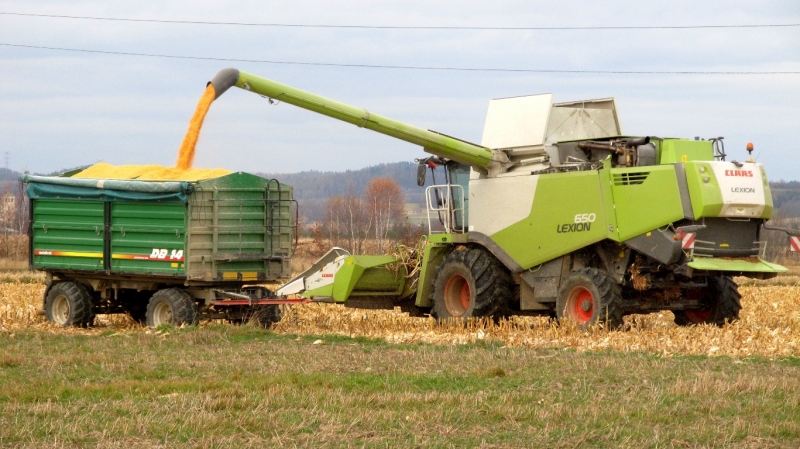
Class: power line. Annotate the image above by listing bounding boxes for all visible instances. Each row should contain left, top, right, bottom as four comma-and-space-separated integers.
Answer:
1, 12, 798, 30
2, 43, 797, 75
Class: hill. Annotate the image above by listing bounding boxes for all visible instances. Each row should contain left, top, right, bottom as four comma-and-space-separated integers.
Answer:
0, 168, 22, 182
259, 161, 426, 201
259, 162, 431, 222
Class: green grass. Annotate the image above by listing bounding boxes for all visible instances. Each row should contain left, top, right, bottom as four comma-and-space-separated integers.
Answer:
1, 327, 800, 448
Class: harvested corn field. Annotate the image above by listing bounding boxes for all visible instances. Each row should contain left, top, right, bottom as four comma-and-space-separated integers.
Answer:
3, 271, 800, 357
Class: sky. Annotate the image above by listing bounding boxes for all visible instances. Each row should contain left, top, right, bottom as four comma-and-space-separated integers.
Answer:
0, 1, 798, 180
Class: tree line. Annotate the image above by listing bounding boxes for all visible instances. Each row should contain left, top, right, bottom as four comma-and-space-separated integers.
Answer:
307, 177, 421, 256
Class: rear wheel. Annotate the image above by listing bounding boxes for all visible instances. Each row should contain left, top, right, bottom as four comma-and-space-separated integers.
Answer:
146, 288, 198, 327
430, 247, 512, 321
556, 268, 623, 330
674, 275, 741, 327
44, 282, 94, 327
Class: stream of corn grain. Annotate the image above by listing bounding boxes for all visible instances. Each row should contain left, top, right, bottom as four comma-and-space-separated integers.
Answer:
70, 83, 224, 181
176, 83, 216, 170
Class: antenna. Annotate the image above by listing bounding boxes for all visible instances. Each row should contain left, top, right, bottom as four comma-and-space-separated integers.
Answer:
3, 152, 7, 170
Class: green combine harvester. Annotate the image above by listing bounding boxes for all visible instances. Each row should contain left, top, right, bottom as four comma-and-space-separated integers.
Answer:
26, 67, 797, 329
208, 68, 793, 328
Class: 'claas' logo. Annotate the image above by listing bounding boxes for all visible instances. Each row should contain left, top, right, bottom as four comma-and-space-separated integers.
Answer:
724, 170, 753, 177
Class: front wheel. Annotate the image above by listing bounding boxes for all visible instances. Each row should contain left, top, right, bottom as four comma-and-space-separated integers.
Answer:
430, 247, 512, 321
556, 268, 623, 330
146, 288, 199, 327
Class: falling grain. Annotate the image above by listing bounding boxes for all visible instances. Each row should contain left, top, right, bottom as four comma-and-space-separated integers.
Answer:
176, 84, 216, 170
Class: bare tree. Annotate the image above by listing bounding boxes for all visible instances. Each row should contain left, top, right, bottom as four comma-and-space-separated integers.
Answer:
364, 177, 407, 254
319, 178, 410, 255
323, 191, 371, 254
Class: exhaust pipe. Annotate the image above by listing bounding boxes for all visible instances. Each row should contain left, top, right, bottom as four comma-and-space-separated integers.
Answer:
624, 136, 651, 148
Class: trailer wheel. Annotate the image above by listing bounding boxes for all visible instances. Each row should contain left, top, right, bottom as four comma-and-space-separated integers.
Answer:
44, 282, 95, 327
430, 247, 512, 320
674, 275, 741, 327
556, 268, 623, 330
146, 288, 198, 327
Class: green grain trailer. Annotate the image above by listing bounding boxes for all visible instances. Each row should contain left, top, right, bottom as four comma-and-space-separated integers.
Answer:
23, 171, 299, 327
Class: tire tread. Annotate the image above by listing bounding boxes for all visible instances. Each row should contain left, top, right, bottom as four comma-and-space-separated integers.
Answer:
430, 247, 512, 320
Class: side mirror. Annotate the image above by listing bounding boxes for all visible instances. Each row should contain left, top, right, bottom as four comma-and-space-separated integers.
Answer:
416, 164, 427, 186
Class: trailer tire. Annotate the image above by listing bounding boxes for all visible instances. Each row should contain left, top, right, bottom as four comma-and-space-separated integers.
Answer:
674, 275, 741, 327
556, 268, 623, 330
430, 246, 512, 321
44, 282, 95, 327
146, 288, 198, 327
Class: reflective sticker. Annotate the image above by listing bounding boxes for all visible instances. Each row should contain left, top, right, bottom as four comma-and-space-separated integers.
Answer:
790, 236, 800, 253
681, 232, 696, 250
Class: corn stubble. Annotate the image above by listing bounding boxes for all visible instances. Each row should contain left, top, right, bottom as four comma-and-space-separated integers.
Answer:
3, 274, 800, 357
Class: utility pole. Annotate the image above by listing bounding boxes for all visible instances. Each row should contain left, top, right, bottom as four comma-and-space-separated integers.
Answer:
3, 151, 7, 170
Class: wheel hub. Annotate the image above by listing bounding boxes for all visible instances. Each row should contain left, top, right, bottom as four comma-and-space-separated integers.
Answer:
51, 295, 70, 325
568, 287, 595, 324
444, 274, 471, 317
152, 302, 174, 326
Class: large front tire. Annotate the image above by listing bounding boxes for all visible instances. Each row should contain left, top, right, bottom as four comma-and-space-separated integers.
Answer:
674, 275, 741, 327
556, 268, 623, 330
44, 282, 94, 327
430, 247, 512, 320
146, 288, 199, 327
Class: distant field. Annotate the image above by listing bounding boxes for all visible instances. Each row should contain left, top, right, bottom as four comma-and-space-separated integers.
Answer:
2, 270, 800, 446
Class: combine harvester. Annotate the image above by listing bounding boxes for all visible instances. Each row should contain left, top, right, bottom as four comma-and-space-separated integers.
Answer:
207, 68, 795, 329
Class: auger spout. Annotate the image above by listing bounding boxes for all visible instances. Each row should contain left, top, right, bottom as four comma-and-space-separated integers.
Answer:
208, 68, 503, 172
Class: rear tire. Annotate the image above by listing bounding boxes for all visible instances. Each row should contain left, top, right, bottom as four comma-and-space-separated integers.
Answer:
556, 268, 623, 330
44, 282, 94, 327
430, 247, 512, 321
674, 275, 741, 327
146, 288, 198, 327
